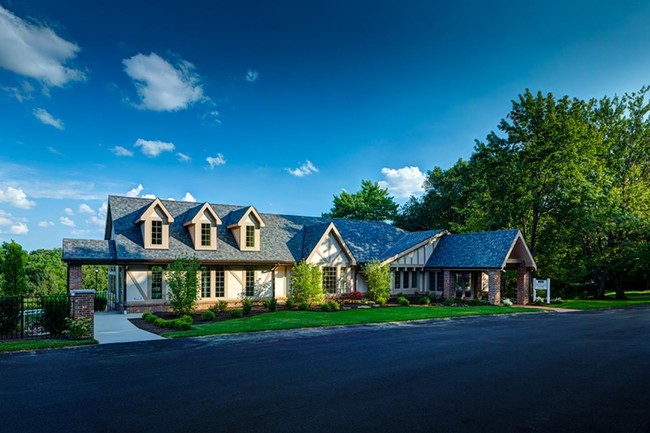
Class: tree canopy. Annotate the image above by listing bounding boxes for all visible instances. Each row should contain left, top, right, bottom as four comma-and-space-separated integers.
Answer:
323, 180, 399, 221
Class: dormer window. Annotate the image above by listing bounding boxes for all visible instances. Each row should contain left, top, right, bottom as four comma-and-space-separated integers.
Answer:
138, 198, 174, 250
245, 226, 255, 248
184, 202, 222, 251
151, 220, 163, 245
227, 206, 265, 252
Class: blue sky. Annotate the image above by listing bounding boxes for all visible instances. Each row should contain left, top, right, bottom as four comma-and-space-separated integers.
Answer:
1, 0, 650, 251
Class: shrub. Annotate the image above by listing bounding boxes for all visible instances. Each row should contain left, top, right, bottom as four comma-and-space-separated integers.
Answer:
241, 298, 253, 315
179, 314, 193, 325
289, 261, 323, 306
443, 298, 456, 306
175, 321, 191, 331
64, 317, 91, 340
230, 309, 243, 318
201, 310, 216, 321
41, 294, 71, 335
327, 299, 340, 311
154, 318, 165, 327
263, 298, 277, 312
165, 257, 201, 316
428, 294, 440, 303
210, 300, 228, 313
94, 293, 108, 312
339, 291, 364, 302
284, 298, 294, 310
468, 298, 490, 306
320, 303, 331, 312
365, 260, 391, 305
142, 312, 154, 320
533, 296, 546, 305
418, 296, 431, 305
298, 301, 309, 311
0, 297, 21, 334
502, 298, 513, 307
397, 296, 409, 307
145, 313, 158, 323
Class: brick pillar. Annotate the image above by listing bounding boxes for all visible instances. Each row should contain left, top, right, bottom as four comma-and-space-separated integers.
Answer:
488, 270, 501, 305
517, 263, 530, 305
443, 270, 454, 299
70, 290, 95, 339
68, 264, 83, 291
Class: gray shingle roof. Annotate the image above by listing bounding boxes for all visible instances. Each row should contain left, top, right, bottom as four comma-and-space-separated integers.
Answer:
62, 239, 116, 262
425, 229, 520, 269
379, 229, 445, 260
301, 222, 330, 260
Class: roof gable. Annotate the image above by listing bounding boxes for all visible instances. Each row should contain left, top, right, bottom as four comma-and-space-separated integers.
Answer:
226, 206, 265, 228
183, 202, 222, 226
303, 222, 356, 265
137, 198, 174, 223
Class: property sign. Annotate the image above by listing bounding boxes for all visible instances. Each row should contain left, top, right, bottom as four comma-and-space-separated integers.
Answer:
532, 278, 551, 304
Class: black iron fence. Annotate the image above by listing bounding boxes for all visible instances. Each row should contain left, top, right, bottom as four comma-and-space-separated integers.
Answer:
0, 295, 71, 340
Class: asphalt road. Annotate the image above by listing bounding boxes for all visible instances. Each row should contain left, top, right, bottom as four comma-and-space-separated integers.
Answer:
1, 307, 649, 433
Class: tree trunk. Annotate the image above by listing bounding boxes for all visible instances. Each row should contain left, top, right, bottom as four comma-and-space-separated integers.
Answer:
595, 273, 607, 299
614, 273, 626, 300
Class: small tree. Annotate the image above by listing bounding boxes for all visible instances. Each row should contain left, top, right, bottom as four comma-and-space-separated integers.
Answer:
165, 256, 200, 316
289, 261, 324, 306
365, 259, 391, 305
0, 240, 28, 296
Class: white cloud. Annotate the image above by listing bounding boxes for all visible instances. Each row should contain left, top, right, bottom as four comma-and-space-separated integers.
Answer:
47, 146, 63, 156
0, 186, 36, 209
64, 207, 74, 215
98, 201, 108, 215
202, 110, 221, 125
123, 52, 204, 111
176, 152, 191, 162
126, 184, 144, 197
33, 108, 64, 130
181, 192, 196, 202
0, 210, 25, 232
378, 166, 426, 199
59, 216, 75, 227
38, 220, 54, 228
245, 69, 259, 82
9, 222, 28, 234
2, 80, 34, 102
286, 160, 318, 177
206, 154, 226, 169
134, 138, 175, 157
78, 203, 94, 214
111, 146, 133, 157
142, 193, 156, 199
0, 5, 85, 87
86, 215, 105, 228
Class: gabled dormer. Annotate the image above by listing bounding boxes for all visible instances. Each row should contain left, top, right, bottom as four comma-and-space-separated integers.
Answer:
138, 198, 174, 249
227, 206, 265, 251
183, 202, 222, 250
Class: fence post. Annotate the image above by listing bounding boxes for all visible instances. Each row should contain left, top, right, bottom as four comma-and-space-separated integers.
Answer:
70, 290, 95, 339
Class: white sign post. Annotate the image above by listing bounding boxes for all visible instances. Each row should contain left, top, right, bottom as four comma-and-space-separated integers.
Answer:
533, 278, 551, 304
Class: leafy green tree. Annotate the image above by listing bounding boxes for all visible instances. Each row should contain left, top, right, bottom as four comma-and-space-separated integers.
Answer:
0, 240, 28, 296
81, 265, 108, 292
288, 261, 323, 306
364, 259, 391, 305
324, 180, 399, 221
165, 256, 200, 316
25, 248, 67, 295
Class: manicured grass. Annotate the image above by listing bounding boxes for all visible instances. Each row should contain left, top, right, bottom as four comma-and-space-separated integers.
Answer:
0, 339, 97, 353
163, 306, 538, 338
559, 291, 650, 310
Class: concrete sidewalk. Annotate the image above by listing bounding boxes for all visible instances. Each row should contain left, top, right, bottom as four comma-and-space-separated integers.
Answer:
94, 311, 165, 344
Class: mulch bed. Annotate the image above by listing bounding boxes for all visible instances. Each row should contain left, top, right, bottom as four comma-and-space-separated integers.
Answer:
129, 308, 270, 335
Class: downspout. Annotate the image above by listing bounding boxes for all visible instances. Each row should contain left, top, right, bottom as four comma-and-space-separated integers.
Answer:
271, 265, 277, 299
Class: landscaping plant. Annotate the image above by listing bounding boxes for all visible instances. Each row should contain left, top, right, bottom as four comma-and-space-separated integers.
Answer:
165, 256, 201, 316
365, 259, 391, 305
288, 260, 324, 307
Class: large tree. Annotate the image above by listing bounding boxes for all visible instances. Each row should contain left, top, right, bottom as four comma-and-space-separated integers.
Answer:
324, 180, 398, 221
0, 240, 29, 296
26, 248, 67, 295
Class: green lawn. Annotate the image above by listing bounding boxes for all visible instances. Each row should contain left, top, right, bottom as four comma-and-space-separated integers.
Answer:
0, 339, 97, 353
558, 291, 650, 310
164, 305, 538, 338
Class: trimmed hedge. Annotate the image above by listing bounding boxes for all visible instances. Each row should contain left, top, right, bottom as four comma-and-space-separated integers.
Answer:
142, 312, 193, 331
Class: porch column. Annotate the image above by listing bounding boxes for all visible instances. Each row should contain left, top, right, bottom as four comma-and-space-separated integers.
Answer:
443, 270, 454, 299
517, 262, 530, 305
488, 270, 501, 305
68, 264, 83, 292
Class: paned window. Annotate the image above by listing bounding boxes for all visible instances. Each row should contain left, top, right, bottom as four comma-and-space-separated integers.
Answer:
402, 271, 410, 289
201, 267, 211, 298
394, 270, 401, 289
412, 271, 418, 289
245, 226, 255, 248
151, 267, 163, 299
437, 272, 444, 292
201, 223, 211, 246
151, 220, 163, 245
215, 267, 225, 297
245, 268, 255, 296
322, 266, 337, 294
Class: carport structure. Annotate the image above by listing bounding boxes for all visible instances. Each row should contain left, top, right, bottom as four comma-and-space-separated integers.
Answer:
426, 229, 537, 304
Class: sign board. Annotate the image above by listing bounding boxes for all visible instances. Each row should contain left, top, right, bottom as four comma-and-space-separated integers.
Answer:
532, 278, 551, 304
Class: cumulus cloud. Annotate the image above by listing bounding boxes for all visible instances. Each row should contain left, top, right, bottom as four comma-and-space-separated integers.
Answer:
378, 166, 426, 199
245, 69, 259, 82
176, 152, 191, 162
134, 138, 175, 157
142, 193, 156, 199
181, 192, 196, 202
33, 108, 64, 129
87, 215, 105, 228
0, 5, 85, 87
126, 184, 144, 197
59, 216, 75, 227
78, 203, 94, 214
0, 210, 27, 234
0, 186, 36, 209
38, 220, 54, 228
111, 146, 133, 157
64, 207, 74, 215
206, 154, 226, 169
286, 160, 318, 177
123, 52, 204, 111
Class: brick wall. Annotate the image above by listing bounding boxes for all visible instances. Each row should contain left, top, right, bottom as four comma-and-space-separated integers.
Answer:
488, 270, 501, 305
70, 290, 94, 339
68, 264, 82, 291
517, 263, 530, 305
443, 270, 454, 299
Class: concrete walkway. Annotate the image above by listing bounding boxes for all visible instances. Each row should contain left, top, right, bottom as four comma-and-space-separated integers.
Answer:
94, 311, 165, 344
